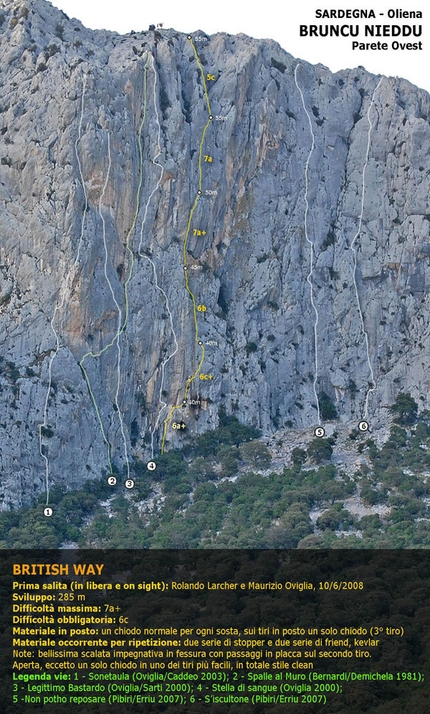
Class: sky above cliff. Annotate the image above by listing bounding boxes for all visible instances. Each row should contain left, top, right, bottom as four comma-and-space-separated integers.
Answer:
52, 1, 429, 93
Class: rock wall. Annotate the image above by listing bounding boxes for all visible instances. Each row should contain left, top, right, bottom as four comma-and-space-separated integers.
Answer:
1, 0, 430, 505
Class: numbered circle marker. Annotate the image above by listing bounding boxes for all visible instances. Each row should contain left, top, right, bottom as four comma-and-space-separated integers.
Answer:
147, 461, 157, 472
358, 420, 369, 432
44, 507, 53, 517
125, 479, 135, 489
107, 476, 117, 486
314, 426, 325, 438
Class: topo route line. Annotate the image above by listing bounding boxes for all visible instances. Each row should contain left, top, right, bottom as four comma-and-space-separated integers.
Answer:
351, 77, 384, 421
79, 56, 152, 476
294, 63, 321, 426
39, 72, 90, 505
160, 36, 213, 454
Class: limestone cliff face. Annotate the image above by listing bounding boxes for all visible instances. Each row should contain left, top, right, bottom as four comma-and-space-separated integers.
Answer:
1, 0, 430, 506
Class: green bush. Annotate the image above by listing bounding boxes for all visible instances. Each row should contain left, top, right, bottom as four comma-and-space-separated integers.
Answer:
239, 441, 271, 469
245, 342, 258, 356
319, 391, 337, 420
308, 438, 333, 464
391, 392, 418, 425
270, 58, 286, 73
292, 447, 307, 467
218, 445, 239, 477
160, 87, 170, 116
317, 503, 354, 531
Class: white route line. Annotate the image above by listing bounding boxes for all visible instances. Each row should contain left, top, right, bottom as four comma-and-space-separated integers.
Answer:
96, 132, 126, 471
74, 73, 90, 266
144, 258, 179, 460
137, 57, 164, 255
350, 77, 383, 420
294, 63, 321, 425
79, 130, 126, 477
39, 72, 89, 506
115, 329, 129, 478
81, 54, 157, 479
136, 56, 179, 459
137, 55, 164, 253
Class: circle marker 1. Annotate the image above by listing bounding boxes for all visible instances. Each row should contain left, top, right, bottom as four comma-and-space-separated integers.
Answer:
44, 507, 53, 517
125, 479, 135, 489
358, 420, 369, 432
147, 461, 157, 472
107, 476, 117, 486
314, 426, 325, 438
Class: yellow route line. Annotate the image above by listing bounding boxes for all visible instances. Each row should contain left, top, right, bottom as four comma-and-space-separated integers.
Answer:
190, 38, 212, 116
79, 56, 151, 474
160, 36, 212, 454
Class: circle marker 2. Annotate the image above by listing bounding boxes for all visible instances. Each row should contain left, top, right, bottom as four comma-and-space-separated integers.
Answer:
107, 476, 117, 486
